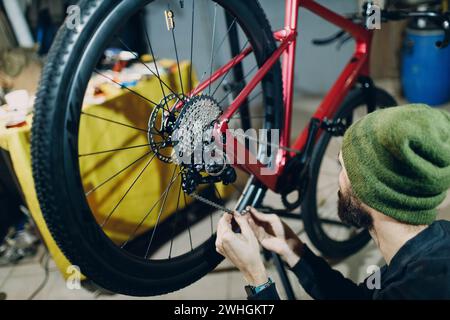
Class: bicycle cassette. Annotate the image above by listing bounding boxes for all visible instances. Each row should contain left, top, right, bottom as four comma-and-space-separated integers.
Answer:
172, 95, 222, 164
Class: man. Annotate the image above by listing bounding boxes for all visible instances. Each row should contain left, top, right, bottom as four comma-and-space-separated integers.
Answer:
215, 104, 450, 299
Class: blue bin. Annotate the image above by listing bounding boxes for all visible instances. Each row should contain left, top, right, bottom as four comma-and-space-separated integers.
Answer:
401, 28, 450, 106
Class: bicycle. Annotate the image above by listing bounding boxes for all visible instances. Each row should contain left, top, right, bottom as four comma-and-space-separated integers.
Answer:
31, 0, 450, 296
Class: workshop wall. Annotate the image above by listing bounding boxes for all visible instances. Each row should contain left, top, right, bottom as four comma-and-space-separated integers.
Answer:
145, 0, 358, 95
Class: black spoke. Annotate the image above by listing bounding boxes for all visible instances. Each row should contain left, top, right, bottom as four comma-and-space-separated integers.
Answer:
211, 40, 249, 97
213, 18, 237, 64
141, 14, 169, 108
93, 70, 159, 107
79, 143, 154, 158
121, 169, 181, 249
188, 0, 195, 92
81, 111, 148, 133
205, 16, 238, 95
189, 71, 207, 97
85, 151, 151, 197
116, 38, 182, 104
168, 179, 183, 259
246, 90, 264, 104
167, 3, 185, 97
145, 166, 179, 258
208, 4, 218, 95
217, 64, 258, 103
101, 153, 157, 227
183, 191, 194, 251
171, 29, 185, 97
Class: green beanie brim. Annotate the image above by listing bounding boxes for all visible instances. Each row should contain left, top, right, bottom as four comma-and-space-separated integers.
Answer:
342, 104, 450, 225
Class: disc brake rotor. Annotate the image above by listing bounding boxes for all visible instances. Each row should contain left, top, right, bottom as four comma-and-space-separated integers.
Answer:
147, 94, 181, 163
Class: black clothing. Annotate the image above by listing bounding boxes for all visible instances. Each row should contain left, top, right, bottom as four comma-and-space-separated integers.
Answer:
248, 220, 450, 300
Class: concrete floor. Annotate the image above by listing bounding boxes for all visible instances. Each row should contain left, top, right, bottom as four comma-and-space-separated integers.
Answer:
1, 79, 449, 300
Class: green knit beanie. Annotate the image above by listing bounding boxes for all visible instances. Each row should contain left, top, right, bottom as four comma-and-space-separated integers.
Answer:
342, 104, 450, 225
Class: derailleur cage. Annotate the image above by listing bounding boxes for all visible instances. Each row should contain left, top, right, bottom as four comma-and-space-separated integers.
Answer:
181, 164, 237, 195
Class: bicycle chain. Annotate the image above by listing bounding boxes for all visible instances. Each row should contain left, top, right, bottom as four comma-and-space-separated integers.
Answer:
190, 192, 234, 214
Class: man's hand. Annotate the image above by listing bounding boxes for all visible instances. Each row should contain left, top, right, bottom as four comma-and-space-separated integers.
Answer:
246, 207, 304, 268
216, 212, 268, 286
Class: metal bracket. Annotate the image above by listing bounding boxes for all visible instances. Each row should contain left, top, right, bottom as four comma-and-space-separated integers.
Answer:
321, 117, 347, 137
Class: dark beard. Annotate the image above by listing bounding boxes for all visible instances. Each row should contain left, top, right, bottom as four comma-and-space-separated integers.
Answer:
337, 190, 373, 229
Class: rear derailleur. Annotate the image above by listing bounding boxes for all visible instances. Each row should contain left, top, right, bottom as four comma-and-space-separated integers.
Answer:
181, 162, 237, 195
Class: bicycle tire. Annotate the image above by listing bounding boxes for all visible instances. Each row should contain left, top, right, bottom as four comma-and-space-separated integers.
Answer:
32, 0, 283, 296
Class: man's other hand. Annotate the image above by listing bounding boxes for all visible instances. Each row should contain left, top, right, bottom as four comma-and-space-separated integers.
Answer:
215, 212, 268, 286
246, 207, 304, 268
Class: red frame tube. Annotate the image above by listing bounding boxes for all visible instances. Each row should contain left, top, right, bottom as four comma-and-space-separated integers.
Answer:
290, 0, 372, 154
189, 0, 372, 191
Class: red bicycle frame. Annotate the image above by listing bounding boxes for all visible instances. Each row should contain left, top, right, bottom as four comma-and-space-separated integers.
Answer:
186, 0, 373, 192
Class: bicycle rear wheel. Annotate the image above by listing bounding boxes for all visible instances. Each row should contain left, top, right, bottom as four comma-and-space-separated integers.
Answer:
32, 0, 283, 296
